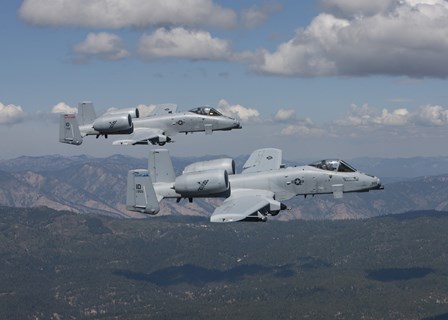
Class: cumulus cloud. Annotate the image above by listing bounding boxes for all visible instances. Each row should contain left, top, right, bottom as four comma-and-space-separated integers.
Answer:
280, 118, 326, 136
217, 99, 260, 122
319, 0, 394, 17
274, 108, 296, 122
240, 3, 282, 28
138, 28, 233, 61
19, 0, 237, 29
73, 32, 129, 62
415, 105, 448, 126
336, 103, 448, 128
278, 103, 448, 138
0, 102, 26, 125
336, 104, 411, 126
252, 0, 448, 77
51, 102, 77, 114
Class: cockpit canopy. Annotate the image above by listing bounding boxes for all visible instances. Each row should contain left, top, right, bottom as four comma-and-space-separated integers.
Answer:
189, 106, 223, 117
309, 159, 357, 173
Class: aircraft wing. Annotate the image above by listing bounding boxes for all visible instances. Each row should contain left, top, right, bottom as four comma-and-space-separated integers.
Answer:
210, 189, 280, 223
150, 103, 177, 116
242, 148, 282, 173
112, 128, 166, 145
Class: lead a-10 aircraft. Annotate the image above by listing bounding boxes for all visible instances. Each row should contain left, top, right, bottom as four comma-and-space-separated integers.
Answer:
59, 102, 241, 146
126, 148, 383, 223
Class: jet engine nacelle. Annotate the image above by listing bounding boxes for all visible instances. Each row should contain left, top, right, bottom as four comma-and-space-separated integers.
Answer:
183, 158, 236, 175
93, 113, 133, 134
174, 169, 230, 197
106, 107, 140, 119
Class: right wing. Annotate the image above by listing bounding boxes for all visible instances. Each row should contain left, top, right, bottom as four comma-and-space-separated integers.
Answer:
112, 128, 167, 145
150, 104, 177, 116
210, 189, 282, 223
242, 148, 282, 173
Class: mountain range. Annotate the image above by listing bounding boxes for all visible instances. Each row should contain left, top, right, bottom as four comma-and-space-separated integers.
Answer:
1, 154, 448, 220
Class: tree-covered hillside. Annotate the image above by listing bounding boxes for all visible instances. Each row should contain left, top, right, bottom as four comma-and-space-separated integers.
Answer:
1, 207, 448, 319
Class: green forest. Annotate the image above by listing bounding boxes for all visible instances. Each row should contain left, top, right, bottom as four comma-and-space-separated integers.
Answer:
1, 207, 448, 319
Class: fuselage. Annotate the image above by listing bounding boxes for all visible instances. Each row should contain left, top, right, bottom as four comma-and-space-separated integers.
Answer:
228, 165, 381, 201
155, 163, 382, 201
133, 112, 241, 135
80, 111, 241, 137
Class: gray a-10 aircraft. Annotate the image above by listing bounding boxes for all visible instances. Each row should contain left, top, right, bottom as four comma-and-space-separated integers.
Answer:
59, 102, 241, 146
126, 148, 383, 223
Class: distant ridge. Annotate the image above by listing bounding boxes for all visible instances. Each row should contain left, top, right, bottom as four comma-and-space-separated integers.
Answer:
1, 154, 448, 220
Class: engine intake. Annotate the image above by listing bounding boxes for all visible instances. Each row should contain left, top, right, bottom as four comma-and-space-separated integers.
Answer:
93, 113, 133, 134
174, 169, 230, 197
183, 158, 236, 175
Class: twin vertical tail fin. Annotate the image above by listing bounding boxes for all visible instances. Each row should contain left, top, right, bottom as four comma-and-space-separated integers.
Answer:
148, 149, 176, 183
59, 114, 83, 145
77, 101, 97, 126
126, 149, 176, 215
126, 169, 160, 214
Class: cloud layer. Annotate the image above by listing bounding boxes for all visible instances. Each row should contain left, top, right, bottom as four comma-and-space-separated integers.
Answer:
51, 102, 78, 114
73, 32, 129, 62
19, 0, 448, 78
280, 103, 448, 137
19, 0, 237, 29
217, 99, 261, 122
138, 28, 232, 61
0, 103, 26, 125
252, 0, 448, 77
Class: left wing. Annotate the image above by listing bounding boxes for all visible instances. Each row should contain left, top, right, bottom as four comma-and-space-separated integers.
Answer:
242, 148, 282, 173
150, 103, 177, 116
112, 128, 167, 145
210, 189, 282, 223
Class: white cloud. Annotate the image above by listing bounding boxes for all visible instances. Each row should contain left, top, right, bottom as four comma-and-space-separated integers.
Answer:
19, 0, 237, 29
336, 104, 411, 126
217, 99, 260, 122
280, 118, 325, 136
415, 105, 448, 126
252, 0, 448, 77
51, 102, 77, 114
0, 102, 26, 125
278, 102, 448, 138
274, 108, 296, 122
336, 103, 448, 128
240, 3, 282, 28
73, 32, 129, 62
336, 104, 376, 126
320, 0, 394, 17
138, 28, 233, 61
376, 108, 410, 126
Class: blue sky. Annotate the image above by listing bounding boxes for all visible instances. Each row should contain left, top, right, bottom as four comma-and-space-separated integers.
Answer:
1, 0, 448, 161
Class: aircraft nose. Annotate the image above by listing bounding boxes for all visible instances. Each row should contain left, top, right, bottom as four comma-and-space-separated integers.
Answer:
235, 120, 242, 129
228, 117, 241, 129
372, 176, 384, 190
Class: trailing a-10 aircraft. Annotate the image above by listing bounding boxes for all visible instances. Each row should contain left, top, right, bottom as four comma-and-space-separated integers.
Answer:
59, 102, 241, 146
126, 148, 384, 223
